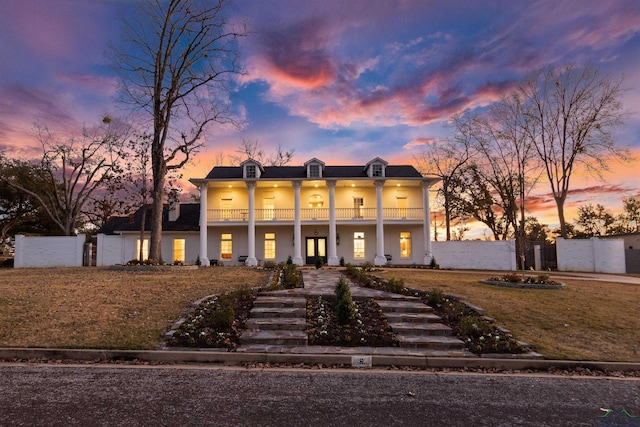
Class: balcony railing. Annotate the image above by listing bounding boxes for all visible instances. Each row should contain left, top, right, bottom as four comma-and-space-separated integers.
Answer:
207, 208, 423, 222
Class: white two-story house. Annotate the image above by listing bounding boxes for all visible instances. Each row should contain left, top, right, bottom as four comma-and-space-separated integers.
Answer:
189, 157, 439, 266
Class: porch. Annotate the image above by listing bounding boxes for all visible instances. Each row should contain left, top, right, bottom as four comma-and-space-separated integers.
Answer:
207, 207, 424, 222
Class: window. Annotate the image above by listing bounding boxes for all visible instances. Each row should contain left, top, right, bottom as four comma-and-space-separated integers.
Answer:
136, 239, 149, 261
264, 233, 276, 259
353, 197, 364, 218
354, 232, 365, 258
397, 197, 407, 218
309, 164, 320, 177
246, 164, 256, 178
221, 233, 232, 259
263, 198, 275, 220
221, 198, 232, 220
372, 163, 383, 177
400, 232, 411, 258
173, 239, 185, 263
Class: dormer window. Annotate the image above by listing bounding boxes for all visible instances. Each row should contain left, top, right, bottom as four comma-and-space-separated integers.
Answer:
241, 159, 263, 179
365, 157, 388, 178
304, 158, 325, 178
309, 164, 320, 178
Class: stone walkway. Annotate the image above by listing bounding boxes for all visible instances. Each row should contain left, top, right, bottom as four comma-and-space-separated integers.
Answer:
237, 269, 472, 357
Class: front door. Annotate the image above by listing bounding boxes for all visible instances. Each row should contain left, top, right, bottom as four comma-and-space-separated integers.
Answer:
305, 237, 326, 265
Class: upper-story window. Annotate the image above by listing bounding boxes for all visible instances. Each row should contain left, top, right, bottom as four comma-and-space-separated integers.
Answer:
365, 157, 387, 177
246, 164, 256, 178
305, 158, 324, 178
309, 164, 320, 178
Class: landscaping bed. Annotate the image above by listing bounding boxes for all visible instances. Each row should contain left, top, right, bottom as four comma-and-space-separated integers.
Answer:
344, 265, 527, 355
306, 296, 398, 347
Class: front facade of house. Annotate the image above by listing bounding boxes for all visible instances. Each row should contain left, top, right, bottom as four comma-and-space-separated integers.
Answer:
190, 157, 439, 266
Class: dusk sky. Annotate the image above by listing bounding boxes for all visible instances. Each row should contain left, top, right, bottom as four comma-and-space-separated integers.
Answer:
1, 0, 639, 237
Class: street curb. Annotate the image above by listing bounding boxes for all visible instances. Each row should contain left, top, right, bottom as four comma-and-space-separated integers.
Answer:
1, 348, 639, 372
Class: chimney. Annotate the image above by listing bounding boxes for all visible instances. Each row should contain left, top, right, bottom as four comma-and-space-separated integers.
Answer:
168, 201, 180, 222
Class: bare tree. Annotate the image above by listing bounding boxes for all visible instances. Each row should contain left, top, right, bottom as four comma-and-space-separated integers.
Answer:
522, 63, 630, 238
111, 0, 247, 262
0, 118, 125, 235
229, 138, 295, 166
414, 136, 471, 240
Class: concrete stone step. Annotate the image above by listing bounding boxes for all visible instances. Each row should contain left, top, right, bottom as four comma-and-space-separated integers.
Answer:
396, 335, 465, 350
245, 317, 307, 331
240, 330, 308, 346
253, 296, 307, 308
383, 312, 442, 324
376, 300, 433, 314
249, 307, 306, 318
389, 322, 452, 336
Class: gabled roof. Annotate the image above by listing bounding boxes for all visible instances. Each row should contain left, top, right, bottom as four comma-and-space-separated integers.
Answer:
304, 158, 325, 167
96, 203, 200, 235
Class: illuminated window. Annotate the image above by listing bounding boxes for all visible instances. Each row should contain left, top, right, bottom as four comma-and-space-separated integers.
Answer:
397, 197, 407, 218
353, 197, 364, 218
264, 233, 276, 259
173, 239, 185, 263
221, 233, 232, 259
221, 198, 232, 219
400, 232, 411, 258
354, 232, 365, 259
136, 239, 149, 261
308, 194, 324, 208
263, 198, 275, 220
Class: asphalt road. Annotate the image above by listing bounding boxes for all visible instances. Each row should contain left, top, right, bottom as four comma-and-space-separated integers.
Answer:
1, 364, 639, 427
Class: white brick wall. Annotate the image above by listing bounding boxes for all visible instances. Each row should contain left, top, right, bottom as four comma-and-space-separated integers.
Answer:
432, 240, 517, 271
557, 237, 626, 274
96, 234, 126, 266
14, 234, 85, 268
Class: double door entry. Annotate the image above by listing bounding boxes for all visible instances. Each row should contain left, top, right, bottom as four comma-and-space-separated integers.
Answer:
305, 237, 326, 265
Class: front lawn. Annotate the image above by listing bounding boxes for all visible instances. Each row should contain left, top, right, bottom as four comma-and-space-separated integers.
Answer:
374, 269, 640, 362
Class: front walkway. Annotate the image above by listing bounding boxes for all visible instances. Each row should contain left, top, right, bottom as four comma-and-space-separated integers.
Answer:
236, 268, 472, 357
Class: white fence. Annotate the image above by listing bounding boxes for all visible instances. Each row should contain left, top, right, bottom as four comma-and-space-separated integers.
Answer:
11, 234, 627, 273
557, 237, 626, 274
14, 234, 85, 268
432, 240, 517, 271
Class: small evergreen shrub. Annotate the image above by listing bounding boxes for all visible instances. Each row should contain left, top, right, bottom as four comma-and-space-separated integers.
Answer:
286, 255, 293, 265
335, 278, 355, 324
339, 256, 345, 267
386, 277, 405, 294
315, 256, 324, 269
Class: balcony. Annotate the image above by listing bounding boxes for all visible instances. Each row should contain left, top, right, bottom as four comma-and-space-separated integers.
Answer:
207, 208, 424, 222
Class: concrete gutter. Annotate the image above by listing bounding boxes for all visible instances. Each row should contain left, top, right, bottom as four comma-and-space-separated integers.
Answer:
1, 348, 639, 373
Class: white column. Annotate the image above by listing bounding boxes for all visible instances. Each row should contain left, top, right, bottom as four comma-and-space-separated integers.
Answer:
374, 180, 387, 266
292, 181, 303, 265
246, 181, 257, 266
422, 180, 433, 264
198, 182, 209, 266
326, 180, 339, 266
